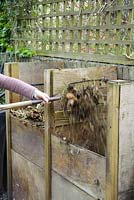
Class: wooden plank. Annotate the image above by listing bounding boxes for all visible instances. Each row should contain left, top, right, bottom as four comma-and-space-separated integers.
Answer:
52, 67, 117, 95
12, 150, 95, 200
12, 150, 45, 200
10, 115, 44, 168
52, 135, 106, 199
118, 82, 134, 200
52, 171, 96, 200
106, 81, 120, 200
18, 62, 47, 85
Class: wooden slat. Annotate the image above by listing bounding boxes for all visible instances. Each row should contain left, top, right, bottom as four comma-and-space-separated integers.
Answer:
17, 5, 134, 19
11, 37, 134, 45
126, 1, 133, 56
115, 0, 122, 55
55, 2, 60, 51
12, 24, 134, 32
104, 9, 110, 54
49, 3, 53, 51
62, 1, 67, 51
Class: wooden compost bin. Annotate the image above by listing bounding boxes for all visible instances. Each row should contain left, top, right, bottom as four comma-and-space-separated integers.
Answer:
5, 64, 134, 200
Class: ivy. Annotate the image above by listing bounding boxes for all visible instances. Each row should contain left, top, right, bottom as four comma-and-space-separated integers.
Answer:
0, 0, 37, 57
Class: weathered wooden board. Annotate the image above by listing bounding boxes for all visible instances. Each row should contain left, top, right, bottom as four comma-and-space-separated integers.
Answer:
51, 66, 117, 95
18, 61, 64, 84
10, 114, 106, 199
118, 83, 134, 200
11, 115, 45, 168
52, 135, 106, 199
52, 172, 96, 200
12, 150, 45, 200
12, 150, 96, 200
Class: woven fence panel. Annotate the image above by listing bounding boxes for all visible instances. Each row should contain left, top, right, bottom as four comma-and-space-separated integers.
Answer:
12, 0, 134, 56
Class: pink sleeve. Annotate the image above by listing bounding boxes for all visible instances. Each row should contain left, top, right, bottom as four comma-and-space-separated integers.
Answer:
0, 74, 35, 99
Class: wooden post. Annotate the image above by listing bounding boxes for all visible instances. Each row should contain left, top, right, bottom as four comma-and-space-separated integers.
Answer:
5, 63, 18, 200
106, 81, 120, 200
106, 80, 134, 199
44, 70, 54, 200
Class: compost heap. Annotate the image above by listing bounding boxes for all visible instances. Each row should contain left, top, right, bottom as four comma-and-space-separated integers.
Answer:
59, 80, 107, 156
11, 80, 107, 156
11, 103, 45, 128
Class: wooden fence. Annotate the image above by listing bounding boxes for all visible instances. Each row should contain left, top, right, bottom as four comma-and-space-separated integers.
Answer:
11, 0, 134, 60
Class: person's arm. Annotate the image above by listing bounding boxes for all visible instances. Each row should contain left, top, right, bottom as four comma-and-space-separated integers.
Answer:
0, 74, 49, 102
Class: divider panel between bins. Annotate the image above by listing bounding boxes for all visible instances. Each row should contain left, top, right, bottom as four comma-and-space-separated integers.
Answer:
45, 67, 118, 200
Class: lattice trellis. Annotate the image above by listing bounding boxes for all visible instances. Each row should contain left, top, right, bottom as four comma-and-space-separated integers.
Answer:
11, 0, 134, 56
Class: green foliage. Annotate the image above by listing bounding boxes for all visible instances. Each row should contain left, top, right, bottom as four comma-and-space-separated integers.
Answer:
16, 47, 36, 58
0, 0, 37, 57
0, 13, 11, 52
